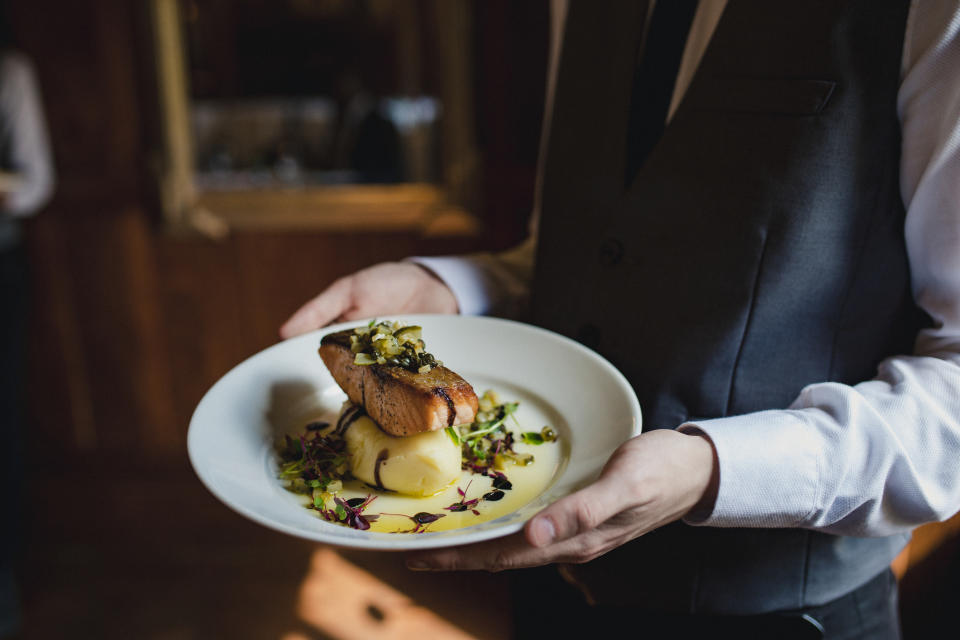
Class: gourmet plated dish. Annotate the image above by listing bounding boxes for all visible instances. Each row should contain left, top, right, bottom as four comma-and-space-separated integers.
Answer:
276, 320, 561, 533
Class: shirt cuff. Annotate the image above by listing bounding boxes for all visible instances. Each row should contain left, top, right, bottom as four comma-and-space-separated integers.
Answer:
407, 255, 496, 316
678, 410, 821, 528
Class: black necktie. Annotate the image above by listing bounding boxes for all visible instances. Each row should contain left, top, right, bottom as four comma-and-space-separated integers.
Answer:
624, 0, 699, 185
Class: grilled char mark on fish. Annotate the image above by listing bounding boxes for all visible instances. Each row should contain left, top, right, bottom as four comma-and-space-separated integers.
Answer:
433, 388, 457, 426
319, 329, 479, 437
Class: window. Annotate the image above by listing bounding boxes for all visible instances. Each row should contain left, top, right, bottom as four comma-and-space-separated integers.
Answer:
149, 0, 480, 237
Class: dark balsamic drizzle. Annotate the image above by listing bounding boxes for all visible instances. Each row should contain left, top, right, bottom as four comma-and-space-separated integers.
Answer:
434, 388, 457, 426
374, 448, 390, 490
336, 405, 364, 435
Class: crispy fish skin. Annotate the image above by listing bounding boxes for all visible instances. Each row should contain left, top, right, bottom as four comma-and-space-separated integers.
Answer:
319, 330, 478, 437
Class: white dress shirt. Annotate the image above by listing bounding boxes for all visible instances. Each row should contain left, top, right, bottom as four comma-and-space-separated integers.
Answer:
414, 0, 960, 537
0, 51, 54, 220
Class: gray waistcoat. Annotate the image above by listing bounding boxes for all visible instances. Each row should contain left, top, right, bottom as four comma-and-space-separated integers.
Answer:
531, 0, 926, 614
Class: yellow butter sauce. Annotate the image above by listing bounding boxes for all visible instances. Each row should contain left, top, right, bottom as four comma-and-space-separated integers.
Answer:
337, 435, 561, 533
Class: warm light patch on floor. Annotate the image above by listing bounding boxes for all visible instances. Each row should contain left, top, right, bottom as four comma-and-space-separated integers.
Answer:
896, 511, 960, 580
294, 548, 477, 640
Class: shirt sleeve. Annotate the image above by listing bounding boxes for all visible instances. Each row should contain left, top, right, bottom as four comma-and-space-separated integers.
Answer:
409, 235, 537, 319
0, 53, 55, 218
681, 2, 960, 537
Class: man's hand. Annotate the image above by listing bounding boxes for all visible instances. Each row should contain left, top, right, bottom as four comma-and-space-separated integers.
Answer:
406, 429, 718, 571
280, 262, 459, 339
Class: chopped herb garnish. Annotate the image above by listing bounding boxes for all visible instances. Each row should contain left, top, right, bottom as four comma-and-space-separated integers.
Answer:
445, 483, 481, 515
277, 428, 350, 492
446, 426, 461, 446
454, 391, 555, 478
414, 512, 443, 525
377, 510, 447, 533
445, 482, 508, 515
318, 495, 379, 530
521, 432, 544, 445
521, 426, 558, 445
462, 402, 519, 442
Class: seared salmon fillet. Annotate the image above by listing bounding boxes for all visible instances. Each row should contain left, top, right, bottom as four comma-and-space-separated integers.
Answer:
319, 330, 478, 437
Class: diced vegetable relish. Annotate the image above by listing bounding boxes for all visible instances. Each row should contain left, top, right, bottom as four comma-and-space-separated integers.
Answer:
350, 320, 441, 373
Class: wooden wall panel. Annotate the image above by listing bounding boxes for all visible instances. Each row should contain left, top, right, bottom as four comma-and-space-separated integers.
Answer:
25, 216, 97, 451
155, 232, 254, 451
26, 211, 482, 462
11, 0, 144, 206
228, 231, 419, 350
118, 211, 180, 454
27, 212, 146, 456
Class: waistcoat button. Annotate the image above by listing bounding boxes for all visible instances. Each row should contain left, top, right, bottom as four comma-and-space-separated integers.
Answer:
598, 238, 624, 266
576, 324, 602, 349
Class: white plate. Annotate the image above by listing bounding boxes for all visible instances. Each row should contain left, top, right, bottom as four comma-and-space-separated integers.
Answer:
188, 315, 642, 550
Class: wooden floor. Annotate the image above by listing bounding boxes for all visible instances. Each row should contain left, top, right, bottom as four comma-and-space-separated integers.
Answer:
14, 456, 514, 640
12, 456, 960, 639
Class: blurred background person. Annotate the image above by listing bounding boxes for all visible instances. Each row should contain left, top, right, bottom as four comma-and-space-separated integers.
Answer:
0, 9, 54, 635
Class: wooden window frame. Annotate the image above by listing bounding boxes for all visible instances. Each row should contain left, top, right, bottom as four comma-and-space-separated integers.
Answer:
148, 0, 480, 239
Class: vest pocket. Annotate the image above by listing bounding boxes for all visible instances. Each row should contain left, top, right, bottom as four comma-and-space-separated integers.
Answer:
687, 75, 837, 117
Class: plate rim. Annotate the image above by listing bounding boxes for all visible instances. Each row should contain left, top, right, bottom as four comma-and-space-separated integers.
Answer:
187, 314, 642, 550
